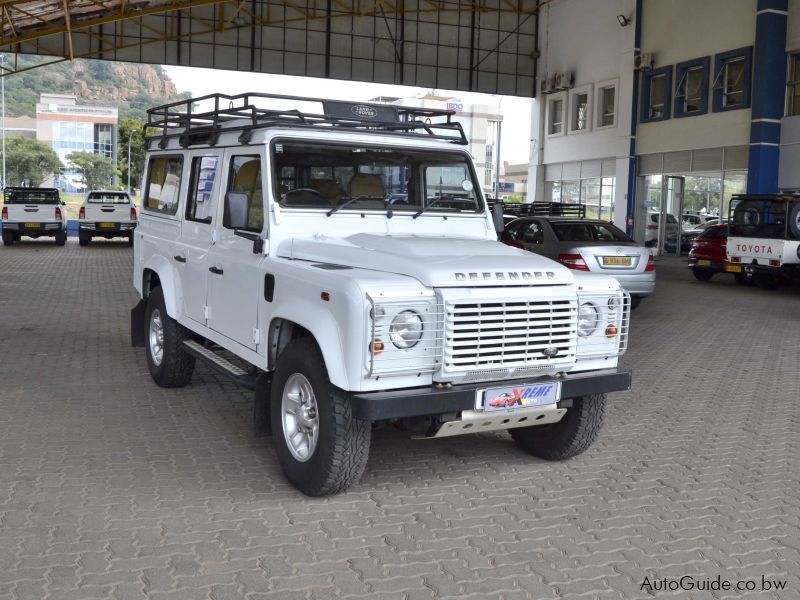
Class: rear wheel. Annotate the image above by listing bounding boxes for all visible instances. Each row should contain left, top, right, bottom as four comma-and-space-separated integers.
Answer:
270, 338, 370, 496
78, 232, 90, 247
691, 267, 714, 282
753, 272, 781, 290
144, 287, 195, 387
733, 271, 752, 286
55, 230, 66, 246
2, 231, 13, 246
510, 394, 606, 460
128, 232, 134, 247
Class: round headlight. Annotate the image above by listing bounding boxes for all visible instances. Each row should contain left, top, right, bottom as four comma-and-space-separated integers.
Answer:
389, 310, 424, 349
578, 303, 599, 337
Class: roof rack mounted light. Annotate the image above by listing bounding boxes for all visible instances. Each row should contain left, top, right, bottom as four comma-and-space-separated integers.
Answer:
145, 92, 468, 146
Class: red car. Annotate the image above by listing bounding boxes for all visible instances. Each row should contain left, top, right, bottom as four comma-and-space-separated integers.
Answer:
688, 224, 750, 284
489, 391, 520, 408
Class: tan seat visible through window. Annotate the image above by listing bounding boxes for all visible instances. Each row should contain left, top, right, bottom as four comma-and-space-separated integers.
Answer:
348, 174, 385, 198
310, 179, 344, 204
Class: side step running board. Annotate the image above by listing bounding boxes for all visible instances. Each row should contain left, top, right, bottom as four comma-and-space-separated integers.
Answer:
182, 340, 257, 390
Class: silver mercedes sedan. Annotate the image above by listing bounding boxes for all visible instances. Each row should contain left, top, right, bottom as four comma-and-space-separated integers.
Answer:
501, 216, 656, 309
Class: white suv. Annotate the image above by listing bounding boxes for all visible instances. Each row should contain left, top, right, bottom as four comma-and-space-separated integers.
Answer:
78, 190, 137, 246
131, 93, 633, 496
1, 187, 67, 246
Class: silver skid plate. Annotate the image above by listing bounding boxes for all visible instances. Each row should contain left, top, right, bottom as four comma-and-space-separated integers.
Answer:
420, 404, 567, 439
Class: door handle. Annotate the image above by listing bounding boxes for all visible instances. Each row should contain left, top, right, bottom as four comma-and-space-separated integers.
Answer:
209, 266, 224, 275
174, 255, 186, 263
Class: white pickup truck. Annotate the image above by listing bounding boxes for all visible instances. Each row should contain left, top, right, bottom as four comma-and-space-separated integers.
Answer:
78, 190, 137, 246
726, 193, 800, 288
131, 93, 633, 496
1, 187, 67, 246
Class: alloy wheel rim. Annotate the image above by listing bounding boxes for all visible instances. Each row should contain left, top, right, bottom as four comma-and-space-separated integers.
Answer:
149, 309, 164, 366
281, 373, 319, 462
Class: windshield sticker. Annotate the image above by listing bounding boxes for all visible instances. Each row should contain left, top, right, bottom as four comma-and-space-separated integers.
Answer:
462, 180, 473, 192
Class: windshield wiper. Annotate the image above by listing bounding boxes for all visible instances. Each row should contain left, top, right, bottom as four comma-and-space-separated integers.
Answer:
412, 195, 465, 219
327, 195, 391, 217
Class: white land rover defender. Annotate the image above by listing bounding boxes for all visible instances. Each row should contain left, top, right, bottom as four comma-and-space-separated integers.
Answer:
726, 193, 800, 288
2, 187, 68, 246
131, 93, 632, 496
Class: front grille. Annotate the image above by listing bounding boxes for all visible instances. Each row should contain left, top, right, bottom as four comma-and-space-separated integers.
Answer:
444, 299, 577, 371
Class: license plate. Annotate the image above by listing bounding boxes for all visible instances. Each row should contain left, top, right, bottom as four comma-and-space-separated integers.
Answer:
481, 382, 561, 412
24, 222, 40, 228
697, 259, 711, 267
725, 265, 742, 273
99, 222, 117, 229
602, 256, 632, 266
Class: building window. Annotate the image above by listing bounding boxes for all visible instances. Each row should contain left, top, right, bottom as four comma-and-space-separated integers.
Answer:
598, 85, 616, 127
674, 57, 710, 117
712, 47, 752, 112
545, 176, 616, 221
787, 53, 800, 116
641, 67, 672, 123
548, 98, 564, 135
571, 92, 589, 131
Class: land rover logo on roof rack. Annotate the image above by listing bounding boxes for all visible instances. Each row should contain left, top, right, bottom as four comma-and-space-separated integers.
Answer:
351, 105, 378, 119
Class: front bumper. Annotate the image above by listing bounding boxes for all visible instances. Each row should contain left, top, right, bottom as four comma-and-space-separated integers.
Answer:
79, 221, 137, 233
350, 369, 632, 421
2, 221, 63, 234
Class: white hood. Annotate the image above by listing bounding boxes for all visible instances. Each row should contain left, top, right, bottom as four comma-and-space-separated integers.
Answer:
277, 234, 575, 287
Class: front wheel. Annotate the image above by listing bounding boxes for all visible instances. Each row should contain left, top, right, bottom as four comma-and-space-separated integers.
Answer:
510, 394, 605, 460
691, 267, 714, 282
629, 295, 642, 310
144, 287, 195, 387
270, 338, 370, 496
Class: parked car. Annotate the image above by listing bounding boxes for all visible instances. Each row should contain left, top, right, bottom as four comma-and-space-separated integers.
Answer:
688, 224, 750, 284
645, 212, 679, 251
78, 190, 137, 246
1, 187, 68, 246
501, 216, 655, 309
681, 213, 717, 231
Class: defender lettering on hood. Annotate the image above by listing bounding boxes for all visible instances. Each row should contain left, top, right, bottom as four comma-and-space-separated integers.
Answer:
455, 271, 556, 282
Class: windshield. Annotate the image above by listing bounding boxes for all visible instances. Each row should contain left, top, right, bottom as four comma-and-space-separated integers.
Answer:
87, 192, 130, 204
551, 221, 633, 243
5, 189, 60, 204
272, 140, 483, 214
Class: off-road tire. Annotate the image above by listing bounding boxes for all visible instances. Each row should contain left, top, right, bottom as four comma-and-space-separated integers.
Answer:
629, 295, 642, 310
144, 287, 195, 387
55, 230, 67, 246
789, 203, 800, 238
733, 271, 752, 285
78, 232, 90, 247
2, 231, 13, 246
691, 267, 714, 282
510, 394, 606, 460
128, 233, 134, 247
753, 272, 781, 290
270, 338, 371, 496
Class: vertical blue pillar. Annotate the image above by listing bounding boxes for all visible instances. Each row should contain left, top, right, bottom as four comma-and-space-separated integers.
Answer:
626, 0, 643, 236
747, 0, 788, 193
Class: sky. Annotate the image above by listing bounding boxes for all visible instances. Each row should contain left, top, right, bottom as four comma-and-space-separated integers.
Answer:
163, 66, 533, 166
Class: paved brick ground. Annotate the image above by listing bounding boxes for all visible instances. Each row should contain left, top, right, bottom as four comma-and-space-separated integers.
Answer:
0, 239, 798, 600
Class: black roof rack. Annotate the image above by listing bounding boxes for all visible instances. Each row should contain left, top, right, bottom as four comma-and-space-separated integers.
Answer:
146, 92, 468, 149
498, 202, 587, 218
3, 187, 60, 202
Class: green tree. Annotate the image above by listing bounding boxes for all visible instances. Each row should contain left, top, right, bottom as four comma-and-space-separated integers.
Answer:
4, 137, 62, 187
66, 151, 116, 191
117, 118, 147, 190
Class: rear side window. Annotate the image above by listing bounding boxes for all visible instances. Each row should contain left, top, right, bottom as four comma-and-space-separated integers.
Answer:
88, 192, 130, 204
185, 156, 219, 224
551, 221, 632, 243
144, 156, 183, 215
226, 155, 264, 233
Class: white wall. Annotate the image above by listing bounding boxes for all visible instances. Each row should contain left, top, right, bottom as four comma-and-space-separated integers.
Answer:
636, 0, 756, 155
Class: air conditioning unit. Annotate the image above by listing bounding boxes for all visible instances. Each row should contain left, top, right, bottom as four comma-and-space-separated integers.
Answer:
634, 53, 654, 70
540, 76, 552, 94
553, 71, 574, 90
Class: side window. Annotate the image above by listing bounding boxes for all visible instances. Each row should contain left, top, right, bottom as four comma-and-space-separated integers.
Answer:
185, 156, 219, 224
521, 222, 544, 244
144, 156, 183, 215
226, 155, 264, 233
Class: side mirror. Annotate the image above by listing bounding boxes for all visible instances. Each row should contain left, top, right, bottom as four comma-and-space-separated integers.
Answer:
223, 192, 249, 230
491, 200, 504, 234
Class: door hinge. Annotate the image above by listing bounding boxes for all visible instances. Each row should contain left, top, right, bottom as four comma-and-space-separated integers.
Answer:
253, 328, 261, 346
203, 305, 210, 320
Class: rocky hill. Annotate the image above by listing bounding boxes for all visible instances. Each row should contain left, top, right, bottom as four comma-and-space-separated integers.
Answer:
4, 57, 188, 121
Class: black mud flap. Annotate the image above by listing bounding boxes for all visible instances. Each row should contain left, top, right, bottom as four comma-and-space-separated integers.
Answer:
254, 372, 272, 437
131, 300, 147, 347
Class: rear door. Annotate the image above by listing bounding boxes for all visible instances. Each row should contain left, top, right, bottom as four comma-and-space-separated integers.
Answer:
205, 150, 267, 350
176, 152, 223, 325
